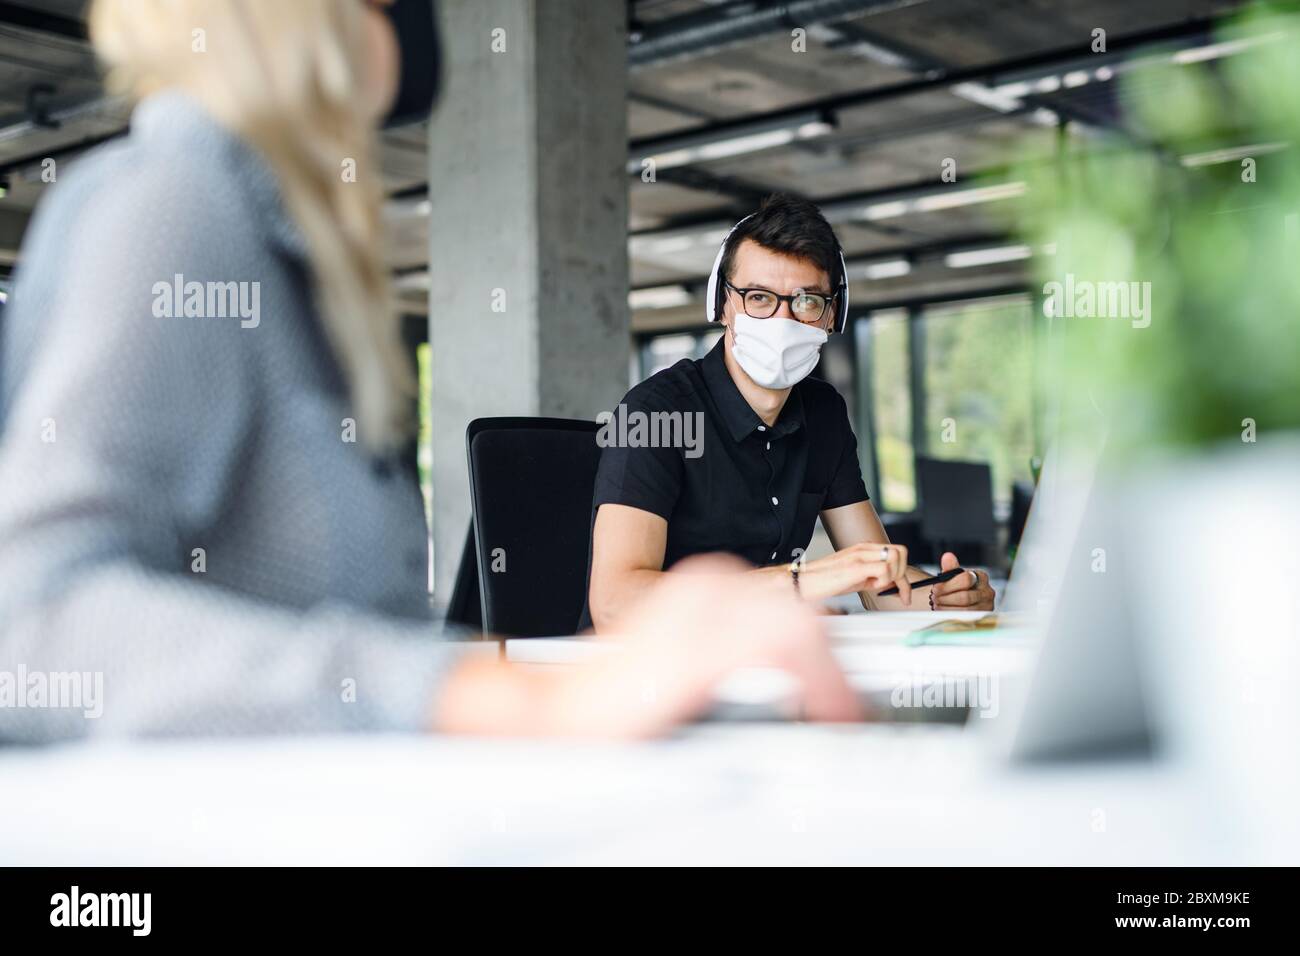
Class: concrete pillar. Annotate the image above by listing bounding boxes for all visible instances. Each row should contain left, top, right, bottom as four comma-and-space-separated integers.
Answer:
427, 0, 629, 605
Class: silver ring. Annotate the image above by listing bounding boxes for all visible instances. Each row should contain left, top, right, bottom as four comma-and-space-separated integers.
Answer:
879, 547, 890, 562
968, 570, 979, 589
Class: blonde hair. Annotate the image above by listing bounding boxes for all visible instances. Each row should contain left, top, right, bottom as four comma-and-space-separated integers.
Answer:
89, 0, 412, 451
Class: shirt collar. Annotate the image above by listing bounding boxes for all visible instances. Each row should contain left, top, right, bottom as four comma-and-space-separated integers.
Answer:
130, 90, 311, 263
700, 338, 806, 443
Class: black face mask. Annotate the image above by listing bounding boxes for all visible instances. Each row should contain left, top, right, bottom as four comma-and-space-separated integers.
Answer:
382, 0, 442, 127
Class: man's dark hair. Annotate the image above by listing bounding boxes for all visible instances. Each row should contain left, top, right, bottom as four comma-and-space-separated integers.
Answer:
718, 193, 843, 292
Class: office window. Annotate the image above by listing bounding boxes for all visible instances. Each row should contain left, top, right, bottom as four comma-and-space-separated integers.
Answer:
643, 333, 696, 377
697, 329, 723, 359
638, 329, 722, 381
865, 309, 915, 513
920, 295, 1035, 511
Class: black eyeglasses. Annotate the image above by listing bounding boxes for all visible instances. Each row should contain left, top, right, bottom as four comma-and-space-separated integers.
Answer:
726, 282, 834, 324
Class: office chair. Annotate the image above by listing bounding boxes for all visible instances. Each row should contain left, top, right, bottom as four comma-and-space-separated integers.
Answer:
1008, 479, 1036, 555
914, 456, 998, 567
465, 417, 601, 637
445, 523, 483, 631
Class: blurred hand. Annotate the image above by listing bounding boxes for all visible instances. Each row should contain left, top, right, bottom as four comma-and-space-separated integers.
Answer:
573, 554, 863, 736
799, 542, 911, 606
435, 554, 862, 738
929, 551, 995, 611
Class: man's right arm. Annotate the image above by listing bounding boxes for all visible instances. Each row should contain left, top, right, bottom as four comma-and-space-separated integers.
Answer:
587, 503, 670, 633
587, 500, 915, 631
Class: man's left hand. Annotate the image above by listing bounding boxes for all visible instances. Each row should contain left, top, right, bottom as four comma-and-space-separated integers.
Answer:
930, 551, 995, 611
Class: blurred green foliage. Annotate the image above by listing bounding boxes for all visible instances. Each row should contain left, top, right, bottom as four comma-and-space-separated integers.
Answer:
1019, 2, 1300, 454
923, 298, 1037, 505
866, 312, 916, 511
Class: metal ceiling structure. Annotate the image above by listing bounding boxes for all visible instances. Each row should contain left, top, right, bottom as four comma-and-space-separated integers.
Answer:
626, 0, 933, 68
622, 0, 1250, 327
0, 0, 1256, 321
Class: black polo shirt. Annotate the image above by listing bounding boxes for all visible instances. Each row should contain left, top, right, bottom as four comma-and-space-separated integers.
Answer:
580, 339, 869, 627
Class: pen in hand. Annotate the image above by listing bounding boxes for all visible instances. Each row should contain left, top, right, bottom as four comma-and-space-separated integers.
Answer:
877, 566, 965, 597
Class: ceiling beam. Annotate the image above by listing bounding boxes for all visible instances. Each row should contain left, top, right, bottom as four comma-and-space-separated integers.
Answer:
812, 18, 1118, 135
0, 129, 123, 180
627, 0, 931, 70
631, 231, 1016, 291
629, 14, 1220, 156
649, 165, 800, 205
0, 1, 87, 41
630, 162, 1026, 237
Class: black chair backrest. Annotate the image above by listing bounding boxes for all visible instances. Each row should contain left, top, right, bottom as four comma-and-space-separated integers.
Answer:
445, 523, 483, 631
915, 455, 997, 553
465, 417, 601, 637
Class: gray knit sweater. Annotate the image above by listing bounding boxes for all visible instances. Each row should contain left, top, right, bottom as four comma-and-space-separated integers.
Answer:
0, 92, 460, 742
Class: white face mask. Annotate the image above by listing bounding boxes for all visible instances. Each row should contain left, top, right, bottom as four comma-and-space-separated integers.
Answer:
729, 312, 828, 389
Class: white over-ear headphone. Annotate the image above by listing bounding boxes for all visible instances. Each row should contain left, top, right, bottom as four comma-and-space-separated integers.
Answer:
705, 214, 851, 333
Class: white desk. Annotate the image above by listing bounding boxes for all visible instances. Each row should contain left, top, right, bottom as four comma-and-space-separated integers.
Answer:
506, 611, 1034, 715
0, 725, 1253, 866
1, 612, 1276, 865
507, 610, 1027, 669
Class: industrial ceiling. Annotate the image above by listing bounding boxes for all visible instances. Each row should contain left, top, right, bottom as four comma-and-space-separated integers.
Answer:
0, 0, 1252, 325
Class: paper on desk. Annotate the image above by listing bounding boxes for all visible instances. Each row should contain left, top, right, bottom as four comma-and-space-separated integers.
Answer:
824, 611, 1037, 682
822, 609, 991, 643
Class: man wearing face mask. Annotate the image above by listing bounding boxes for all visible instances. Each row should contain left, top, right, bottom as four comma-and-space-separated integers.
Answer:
583, 195, 995, 633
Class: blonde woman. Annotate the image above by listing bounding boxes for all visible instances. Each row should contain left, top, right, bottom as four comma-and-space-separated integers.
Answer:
0, 0, 857, 741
